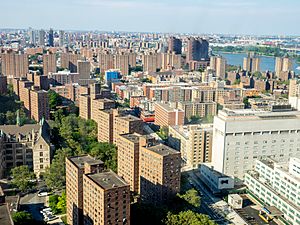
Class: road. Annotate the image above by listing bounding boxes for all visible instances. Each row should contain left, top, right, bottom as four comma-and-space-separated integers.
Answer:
186, 171, 228, 224
20, 193, 46, 221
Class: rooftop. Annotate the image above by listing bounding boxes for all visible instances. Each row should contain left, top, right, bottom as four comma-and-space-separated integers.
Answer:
218, 108, 300, 121
86, 171, 128, 190
68, 155, 104, 169
120, 133, 141, 143
146, 144, 179, 156
0, 123, 41, 135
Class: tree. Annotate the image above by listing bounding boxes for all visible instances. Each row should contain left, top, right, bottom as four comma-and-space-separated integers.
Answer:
90, 142, 117, 172
164, 210, 216, 225
11, 166, 35, 192
57, 191, 66, 214
12, 211, 46, 225
12, 211, 33, 225
48, 90, 62, 110
177, 189, 201, 208
44, 148, 73, 190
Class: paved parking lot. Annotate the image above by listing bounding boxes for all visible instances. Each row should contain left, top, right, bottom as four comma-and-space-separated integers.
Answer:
236, 206, 277, 225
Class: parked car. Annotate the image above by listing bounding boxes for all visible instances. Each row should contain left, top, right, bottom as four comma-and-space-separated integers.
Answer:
44, 215, 57, 222
37, 191, 49, 197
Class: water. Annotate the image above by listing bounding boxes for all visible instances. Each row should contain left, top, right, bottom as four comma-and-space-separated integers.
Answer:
217, 52, 300, 73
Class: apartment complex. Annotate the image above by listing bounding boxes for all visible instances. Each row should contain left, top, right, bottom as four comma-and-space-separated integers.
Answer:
168, 37, 182, 55
168, 124, 213, 168
245, 158, 300, 225
210, 56, 226, 79
212, 109, 300, 180
154, 102, 184, 127
83, 171, 130, 225
117, 133, 155, 193
0, 51, 28, 78
66, 155, 104, 225
289, 79, 300, 111
0, 120, 53, 178
66, 155, 130, 225
275, 57, 293, 77
139, 144, 181, 205
43, 52, 56, 76
243, 54, 260, 72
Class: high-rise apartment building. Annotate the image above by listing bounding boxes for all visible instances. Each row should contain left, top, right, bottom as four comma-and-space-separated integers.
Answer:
212, 109, 300, 180
61, 52, 83, 72
66, 155, 104, 225
116, 133, 155, 193
78, 60, 91, 79
154, 102, 185, 127
1, 51, 28, 78
28, 28, 36, 45
161, 52, 181, 71
245, 158, 300, 225
113, 114, 144, 144
83, 171, 131, 225
275, 57, 293, 79
289, 79, 300, 110
114, 53, 129, 75
168, 124, 213, 168
43, 52, 57, 76
168, 37, 182, 55
30, 89, 50, 121
210, 56, 226, 79
186, 37, 209, 62
142, 53, 159, 73
243, 54, 260, 72
98, 52, 114, 74
139, 144, 181, 205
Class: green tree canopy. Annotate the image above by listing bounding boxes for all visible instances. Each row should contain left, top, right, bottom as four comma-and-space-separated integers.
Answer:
44, 148, 73, 190
177, 189, 201, 208
11, 166, 35, 192
48, 89, 62, 110
164, 210, 216, 225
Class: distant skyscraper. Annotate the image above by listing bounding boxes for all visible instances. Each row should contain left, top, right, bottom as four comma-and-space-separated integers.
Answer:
77, 60, 91, 79
186, 37, 209, 62
168, 37, 182, 54
38, 30, 45, 46
114, 53, 129, 75
28, 28, 36, 45
59, 30, 64, 47
48, 28, 54, 47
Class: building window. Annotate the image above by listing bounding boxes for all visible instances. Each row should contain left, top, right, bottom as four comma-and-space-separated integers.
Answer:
40, 152, 43, 157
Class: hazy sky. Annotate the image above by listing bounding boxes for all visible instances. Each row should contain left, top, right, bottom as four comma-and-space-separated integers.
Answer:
1, 0, 300, 35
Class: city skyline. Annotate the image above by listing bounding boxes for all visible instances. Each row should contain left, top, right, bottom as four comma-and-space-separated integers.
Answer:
1, 0, 300, 35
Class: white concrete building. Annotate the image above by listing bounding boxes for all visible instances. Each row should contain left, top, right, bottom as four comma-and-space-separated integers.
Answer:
211, 109, 300, 180
199, 163, 234, 194
245, 158, 300, 225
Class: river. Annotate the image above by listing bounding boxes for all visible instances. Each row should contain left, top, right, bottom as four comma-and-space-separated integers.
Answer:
216, 52, 300, 73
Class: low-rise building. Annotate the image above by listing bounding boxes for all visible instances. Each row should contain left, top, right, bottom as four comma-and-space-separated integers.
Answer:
245, 158, 300, 225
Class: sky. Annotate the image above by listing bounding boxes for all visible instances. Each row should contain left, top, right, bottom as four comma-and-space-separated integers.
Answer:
1, 0, 300, 35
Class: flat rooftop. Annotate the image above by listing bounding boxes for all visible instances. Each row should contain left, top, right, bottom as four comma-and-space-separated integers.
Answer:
218, 108, 300, 121
86, 171, 128, 190
146, 144, 179, 156
0, 204, 13, 225
119, 115, 141, 122
68, 155, 104, 169
120, 133, 141, 143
